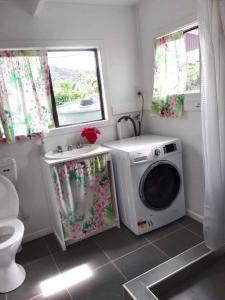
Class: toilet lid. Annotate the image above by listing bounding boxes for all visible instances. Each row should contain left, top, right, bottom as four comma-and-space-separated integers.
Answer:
0, 175, 19, 220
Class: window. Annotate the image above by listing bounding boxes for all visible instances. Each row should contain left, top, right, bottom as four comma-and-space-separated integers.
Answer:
152, 26, 200, 118
184, 27, 200, 92
48, 49, 105, 127
0, 48, 106, 144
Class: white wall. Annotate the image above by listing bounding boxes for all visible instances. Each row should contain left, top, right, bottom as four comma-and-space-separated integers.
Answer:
0, 0, 205, 241
0, 1, 142, 240
138, 0, 204, 221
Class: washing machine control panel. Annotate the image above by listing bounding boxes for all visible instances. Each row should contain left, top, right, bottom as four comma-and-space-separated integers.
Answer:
163, 143, 177, 154
154, 148, 161, 157
128, 141, 181, 164
153, 142, 180, 159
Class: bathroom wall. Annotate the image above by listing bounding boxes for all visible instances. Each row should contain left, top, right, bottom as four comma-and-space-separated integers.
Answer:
0, 1, 142, 241
0, 0, 204, 242
137, 0, 204, 221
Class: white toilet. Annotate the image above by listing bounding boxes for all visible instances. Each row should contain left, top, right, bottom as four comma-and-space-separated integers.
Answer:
0, 158, 26, 293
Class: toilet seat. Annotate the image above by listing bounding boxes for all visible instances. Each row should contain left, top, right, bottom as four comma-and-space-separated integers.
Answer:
0, 219, 24, 251
0, 172, 26, 292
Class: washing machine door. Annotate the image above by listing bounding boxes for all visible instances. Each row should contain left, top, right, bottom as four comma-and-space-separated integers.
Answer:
139, 161, 180, 210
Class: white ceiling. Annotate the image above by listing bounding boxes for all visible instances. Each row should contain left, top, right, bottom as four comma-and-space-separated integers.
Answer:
0, 0, 141, 16
0, 0, 141, 6
45, 0, 140, 6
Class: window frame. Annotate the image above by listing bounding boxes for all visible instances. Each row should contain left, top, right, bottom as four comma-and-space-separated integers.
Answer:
48, 48, 106, 128
183, 25, 200, 94
153, 22, 201, 112
183, 25, 201, 110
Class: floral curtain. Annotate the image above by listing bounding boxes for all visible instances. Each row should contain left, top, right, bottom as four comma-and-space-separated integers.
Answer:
152, 31, 185, 118
0, 50, 54, 144
52, 154, 114, 240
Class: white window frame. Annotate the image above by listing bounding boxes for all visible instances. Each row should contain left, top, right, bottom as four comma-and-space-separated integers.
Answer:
1, 39, 113, 137
154, 20, 201, 111
47, 42, 113, 136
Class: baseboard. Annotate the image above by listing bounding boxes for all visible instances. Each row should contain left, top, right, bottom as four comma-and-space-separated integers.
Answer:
186, 209, 203, 224
23, 227, 53, 243
22, 211, 203, 243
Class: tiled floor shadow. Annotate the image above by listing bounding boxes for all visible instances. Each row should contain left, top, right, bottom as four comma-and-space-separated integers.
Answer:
16, 237, 50, 266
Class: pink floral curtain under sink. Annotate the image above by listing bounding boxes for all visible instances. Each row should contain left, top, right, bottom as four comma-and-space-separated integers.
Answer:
52, 154, 114, 240
0, 50, 54, 144
152, 31, 185, 118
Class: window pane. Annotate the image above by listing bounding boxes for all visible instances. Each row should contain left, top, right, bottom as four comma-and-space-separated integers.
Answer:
184, 28, 200, 92
48, 50, 103, 126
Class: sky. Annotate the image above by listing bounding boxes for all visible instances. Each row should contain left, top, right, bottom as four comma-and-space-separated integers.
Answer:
48, 51, 96, 71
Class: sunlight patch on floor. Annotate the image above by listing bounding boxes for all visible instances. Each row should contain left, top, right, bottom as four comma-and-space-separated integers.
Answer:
40, 264, 93, 297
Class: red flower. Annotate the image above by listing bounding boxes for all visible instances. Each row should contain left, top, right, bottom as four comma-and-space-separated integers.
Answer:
81, 127, 101, 143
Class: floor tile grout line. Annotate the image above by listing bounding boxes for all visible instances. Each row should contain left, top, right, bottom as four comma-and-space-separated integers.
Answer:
41, 238, 73, 300
177, 221, 194, 227
48, 239, 117, 275
149, 224, 203, 246
177, 221, 203, 239
93, 261, 114, 271
177, 218, 201, 228
145, 227, 185, 244
106, 259, 128, 281
110, 260, 128, 281
112, 243, 153, 263
43, 235, 75, 299
182, 226, 203, 239
42, 236, 53, 256
24, 254, 70, 300
150, 242, 171, 259
48, 248, 74, 300
93, 225, 184, 264
94, 240, 128, 281
178, 219, 200, 228
26, 294, 42, 300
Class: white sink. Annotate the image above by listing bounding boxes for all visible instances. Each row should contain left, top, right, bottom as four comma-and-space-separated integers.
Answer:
45, 144, 99, 160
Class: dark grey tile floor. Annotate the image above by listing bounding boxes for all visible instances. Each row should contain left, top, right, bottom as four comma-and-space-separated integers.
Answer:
2, 216, 203, 300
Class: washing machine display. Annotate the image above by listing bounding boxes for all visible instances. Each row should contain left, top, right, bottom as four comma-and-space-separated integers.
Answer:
139, 161, 180, 210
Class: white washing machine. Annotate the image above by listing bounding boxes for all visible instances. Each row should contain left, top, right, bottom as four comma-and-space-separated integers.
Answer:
104, 135, 185, 235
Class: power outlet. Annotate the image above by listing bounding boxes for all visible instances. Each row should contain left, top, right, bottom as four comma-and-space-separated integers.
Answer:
135, 87, 144, 97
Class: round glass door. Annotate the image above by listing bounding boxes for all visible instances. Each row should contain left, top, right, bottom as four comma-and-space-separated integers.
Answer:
139, 162, 180, 210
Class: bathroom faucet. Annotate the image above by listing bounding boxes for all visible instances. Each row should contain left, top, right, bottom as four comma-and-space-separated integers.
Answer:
75, 142, 82, 149
56, 145, 63, 153
67, 145, 73, 151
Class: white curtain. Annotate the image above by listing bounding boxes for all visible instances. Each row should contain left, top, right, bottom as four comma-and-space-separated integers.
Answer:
198, 0, 225, 249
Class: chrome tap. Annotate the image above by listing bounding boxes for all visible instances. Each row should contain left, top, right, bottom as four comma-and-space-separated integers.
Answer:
56, 145, 63, 153
75, 142, 82, 149
67, 145, 73, 151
